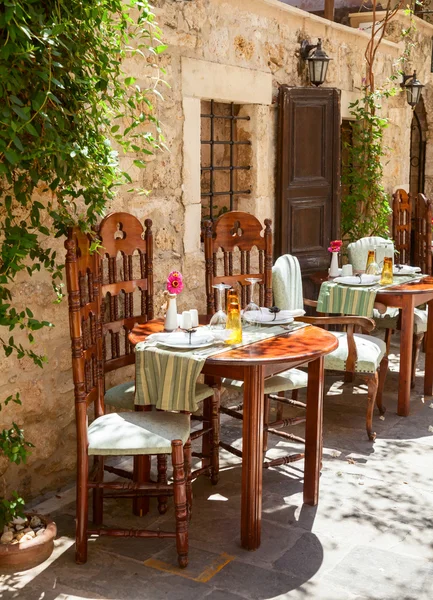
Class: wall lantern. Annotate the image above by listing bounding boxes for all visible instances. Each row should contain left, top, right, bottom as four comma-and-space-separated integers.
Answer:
400, 71, 424, 108
300, 38, 332, 87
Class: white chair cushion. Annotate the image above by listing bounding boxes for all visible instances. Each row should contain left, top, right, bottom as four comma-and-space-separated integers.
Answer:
324, 332, 386, 374
373, 307, 427, 334
88, 410, 190, 456
222, 367, 308, 394
105, 381, 214, 411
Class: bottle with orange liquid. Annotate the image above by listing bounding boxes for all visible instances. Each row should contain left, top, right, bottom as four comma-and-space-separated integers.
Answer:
225, 290, 242, 345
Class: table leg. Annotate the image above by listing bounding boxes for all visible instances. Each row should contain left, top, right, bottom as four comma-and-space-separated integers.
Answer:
424, 299, 433, 396
241, 364, 264, 551
304, 356, 324, 506
398, 296, 415, 417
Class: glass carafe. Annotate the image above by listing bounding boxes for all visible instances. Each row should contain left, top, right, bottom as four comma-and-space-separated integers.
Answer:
365, 248, 379, 275
225, 292, 242, 345
380, 257, 393, 285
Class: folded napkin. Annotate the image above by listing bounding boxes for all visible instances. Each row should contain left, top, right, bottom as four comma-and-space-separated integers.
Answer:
243, 308, 305, 323
135, 342, 206, 412
147, 331, 214, 346
393, 265, 421, 275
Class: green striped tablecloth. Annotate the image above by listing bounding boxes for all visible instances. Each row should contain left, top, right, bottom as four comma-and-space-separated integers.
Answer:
134, 324, 299, 412
317, 275, 419, 317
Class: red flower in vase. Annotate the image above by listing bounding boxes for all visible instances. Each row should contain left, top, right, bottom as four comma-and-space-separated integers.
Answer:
167, 271, 184, 295
328, 240, 342, 253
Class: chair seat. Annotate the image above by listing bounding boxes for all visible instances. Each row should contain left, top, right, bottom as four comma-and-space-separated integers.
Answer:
324, 332, 386, 374
104, 381, 214, 411
374, 307, 427, 334
88, 410, 190, 456
222, 367, 308, 394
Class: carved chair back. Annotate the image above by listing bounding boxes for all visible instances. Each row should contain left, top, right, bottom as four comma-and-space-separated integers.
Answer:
414, 193, 433, 275
392, 189, 412, 265
203, 211, 272, 313
98, 213, 154, 373
65, 228, 104, 437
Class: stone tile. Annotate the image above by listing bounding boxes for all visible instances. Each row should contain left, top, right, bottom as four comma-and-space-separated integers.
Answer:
204, 590, 246, 600
325, 545, 433, 600
209, 560, 303, 599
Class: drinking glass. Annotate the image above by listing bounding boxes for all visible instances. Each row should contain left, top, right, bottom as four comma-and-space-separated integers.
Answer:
209, 283, 231, 330
242, 277, 262, 328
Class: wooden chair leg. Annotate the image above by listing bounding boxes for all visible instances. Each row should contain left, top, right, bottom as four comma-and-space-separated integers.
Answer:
75, 449, 89, 564
184, 438, 192, 520
384, 328, 393, 356
291, 389, 299, 401
276, 393, 284, 421
344, 371, 354, 383
365, 372, 379, 441
376, 355, 388, 416
263, 394, 271, 462
172, 440, 189, 569
92, 455, 104, 526
157, 454, 168, 515
211, 390, 220, 485
132, 455, 150, 516
411, 333, 424, 388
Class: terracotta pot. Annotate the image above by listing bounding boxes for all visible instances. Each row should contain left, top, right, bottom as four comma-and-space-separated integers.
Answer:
0, 514, 57, 572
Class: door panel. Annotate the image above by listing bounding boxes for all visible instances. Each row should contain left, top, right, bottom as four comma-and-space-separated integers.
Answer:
276, 86, 341, 283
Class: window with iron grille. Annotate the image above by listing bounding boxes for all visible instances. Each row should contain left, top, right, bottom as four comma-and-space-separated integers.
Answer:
200, 101, 252, 222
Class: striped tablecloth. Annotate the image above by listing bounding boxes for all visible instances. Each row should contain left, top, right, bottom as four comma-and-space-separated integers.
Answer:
134, 324, 299, 412
317, 275, 419, 317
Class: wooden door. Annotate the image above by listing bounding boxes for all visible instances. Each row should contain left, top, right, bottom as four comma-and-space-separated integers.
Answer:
275, 86, 341, 282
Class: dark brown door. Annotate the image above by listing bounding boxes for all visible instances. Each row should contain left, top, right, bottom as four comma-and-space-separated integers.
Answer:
275, 86, 341, 280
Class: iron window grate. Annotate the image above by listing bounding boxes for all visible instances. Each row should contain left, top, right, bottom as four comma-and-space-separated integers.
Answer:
201, 101, 251, 222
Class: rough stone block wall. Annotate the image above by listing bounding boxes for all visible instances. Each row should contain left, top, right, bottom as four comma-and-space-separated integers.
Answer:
2, 0, 433, 499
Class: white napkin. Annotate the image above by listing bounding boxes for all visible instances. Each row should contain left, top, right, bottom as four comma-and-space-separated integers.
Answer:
335, 275, 380, 285
393, 265, 421, 275
147, 331, 214, 346
243, 308, 305, 323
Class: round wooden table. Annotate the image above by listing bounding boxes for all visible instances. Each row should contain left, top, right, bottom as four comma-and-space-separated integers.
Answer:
129, 320, 338, 551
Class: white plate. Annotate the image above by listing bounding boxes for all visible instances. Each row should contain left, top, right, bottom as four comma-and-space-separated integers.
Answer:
246, 316, 295, 326
393, 265, 421, 275
334, 275, 380, 287
157, 340, 215, 350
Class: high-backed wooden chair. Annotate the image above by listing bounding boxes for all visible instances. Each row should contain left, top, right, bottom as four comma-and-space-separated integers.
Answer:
98, 212, 219, 488
414, 193, 433, 275
204, 211, 309, 465
392, 189, 412, 266
65, 228, 190, 567
273, 254, 388, 440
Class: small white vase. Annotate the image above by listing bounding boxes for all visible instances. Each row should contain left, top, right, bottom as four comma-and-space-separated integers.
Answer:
329, 252, 340, 278
164, 292, 178, 331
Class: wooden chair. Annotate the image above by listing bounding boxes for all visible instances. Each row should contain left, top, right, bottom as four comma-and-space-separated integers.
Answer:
204, 211, 309, 466
273, 254, 388, 440
414, 193, 433, 275
65, 227, 190, 568
392, 189, 412, 266
98, 212, 219, 487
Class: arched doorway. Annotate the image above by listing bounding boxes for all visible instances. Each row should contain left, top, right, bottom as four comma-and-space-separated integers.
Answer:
409, 96, 427, 197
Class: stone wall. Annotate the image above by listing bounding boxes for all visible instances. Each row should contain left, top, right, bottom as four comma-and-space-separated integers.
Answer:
2, 0, 433, 499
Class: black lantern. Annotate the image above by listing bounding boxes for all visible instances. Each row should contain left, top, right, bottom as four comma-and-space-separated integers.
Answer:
300, 38, 332, 87
401, 71, 424, 108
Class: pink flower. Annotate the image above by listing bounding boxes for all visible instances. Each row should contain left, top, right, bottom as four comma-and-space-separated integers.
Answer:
328, 239, 342, 253
167, 271, 183, 295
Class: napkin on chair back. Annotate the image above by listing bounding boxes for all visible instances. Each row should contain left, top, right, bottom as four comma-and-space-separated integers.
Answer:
272, 255, 304, 311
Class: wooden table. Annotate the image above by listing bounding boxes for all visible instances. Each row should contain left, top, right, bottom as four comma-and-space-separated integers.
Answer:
129, 320, 338, 551
374, 278, 433, 416
310, 273, 433, 417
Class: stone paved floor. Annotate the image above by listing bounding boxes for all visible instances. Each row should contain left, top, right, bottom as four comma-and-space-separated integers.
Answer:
2, 334, 433, 599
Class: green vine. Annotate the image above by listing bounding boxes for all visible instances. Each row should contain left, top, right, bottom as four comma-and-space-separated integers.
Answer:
0, 0, 165, 526
341, 91, 393, 242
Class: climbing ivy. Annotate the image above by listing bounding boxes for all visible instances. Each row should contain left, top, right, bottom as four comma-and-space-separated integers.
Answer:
0, 0, 165, 526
